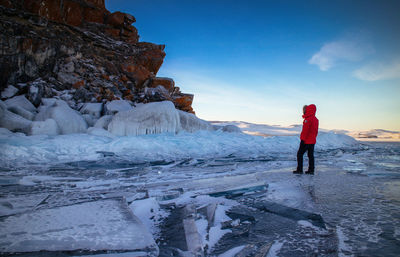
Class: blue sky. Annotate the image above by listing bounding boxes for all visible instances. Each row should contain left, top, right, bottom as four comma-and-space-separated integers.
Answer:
106, 0, 400, 131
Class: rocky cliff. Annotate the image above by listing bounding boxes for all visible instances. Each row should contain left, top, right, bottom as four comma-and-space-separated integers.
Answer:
0, 0, 194, 113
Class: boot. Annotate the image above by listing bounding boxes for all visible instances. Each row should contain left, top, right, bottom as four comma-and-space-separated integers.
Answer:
305, 170, 314, 175
293, 170, 303, 174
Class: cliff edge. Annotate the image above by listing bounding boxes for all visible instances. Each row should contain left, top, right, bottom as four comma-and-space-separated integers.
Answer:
0, 0, 194, 113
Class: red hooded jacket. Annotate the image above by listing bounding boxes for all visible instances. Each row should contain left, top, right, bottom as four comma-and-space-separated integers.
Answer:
300, 104, 319, 144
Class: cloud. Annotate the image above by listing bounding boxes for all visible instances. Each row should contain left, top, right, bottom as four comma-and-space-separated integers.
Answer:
353, 61, 400, 81
309, 39, 374, 71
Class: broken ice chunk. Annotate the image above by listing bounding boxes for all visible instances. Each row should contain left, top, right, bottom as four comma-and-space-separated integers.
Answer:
0, 198, 158, 255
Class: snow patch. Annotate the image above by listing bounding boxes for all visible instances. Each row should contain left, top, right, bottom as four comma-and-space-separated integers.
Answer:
208, 224, 231, 252
129, 197, 169, 238
266, 241, 284, 257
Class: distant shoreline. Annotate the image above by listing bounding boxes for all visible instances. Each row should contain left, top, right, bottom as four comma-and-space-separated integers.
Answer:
354, 138, 400, 142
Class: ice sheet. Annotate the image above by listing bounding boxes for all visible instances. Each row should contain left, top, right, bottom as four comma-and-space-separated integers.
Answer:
0, 120, 359, 168
0, 198, 158, 255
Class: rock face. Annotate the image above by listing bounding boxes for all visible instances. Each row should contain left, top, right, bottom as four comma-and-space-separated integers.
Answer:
0, 1, 195, 114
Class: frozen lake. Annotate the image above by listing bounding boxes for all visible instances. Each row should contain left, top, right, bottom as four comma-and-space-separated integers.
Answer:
0, 139, 399, 256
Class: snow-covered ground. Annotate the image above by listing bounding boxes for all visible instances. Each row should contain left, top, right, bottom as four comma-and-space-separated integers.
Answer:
0, 122, 357, 168
1, 118, 399, 256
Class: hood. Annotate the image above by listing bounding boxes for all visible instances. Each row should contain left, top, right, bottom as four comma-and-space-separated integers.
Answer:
303, 104, 316, 118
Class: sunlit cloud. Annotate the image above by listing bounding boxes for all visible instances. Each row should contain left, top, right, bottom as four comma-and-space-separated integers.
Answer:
353, 60, 400, 81
309, 38, 374, 71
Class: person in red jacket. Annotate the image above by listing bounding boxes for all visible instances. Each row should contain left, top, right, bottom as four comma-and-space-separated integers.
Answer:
293, 104, 319, 174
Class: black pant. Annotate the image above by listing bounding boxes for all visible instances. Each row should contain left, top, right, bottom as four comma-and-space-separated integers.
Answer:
297, 140, 315, 172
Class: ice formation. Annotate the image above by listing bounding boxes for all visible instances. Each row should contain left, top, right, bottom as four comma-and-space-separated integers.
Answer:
87, 127, 115, 138
41, 98, 57, 107
7, 105, 35, 120
94, 115, 113, 129
104, 100, 133, 115
108, 101, 181, 136
0, 198, 159, 254
34, 100, 87, 134
178, 109, 214, 132
30, 119, 60, 136
220, 124, 242, 133
0, 129, 359, 167
4, 95, 37, 113
79, 102, 103, 118
0, 101, 32, 133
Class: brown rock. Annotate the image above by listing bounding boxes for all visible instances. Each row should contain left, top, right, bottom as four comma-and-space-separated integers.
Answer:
124, 94, 134, 101
1, 0, 195, 115
104, 89, 114, 101
24, 0, 63, 23
122, 89, 131, 96
104, 60, 119, 75
23, 0, 41, 15
22, 38, 33, 52
124, 13, 136, 24
105, 27, 120, 38
121, 27, 137, 37
72, 80, 85, 89
173, 87, 181, 94
121, 27, 139, 44
123, 23, 137, 33
83, 7, 105, 24
0, 0, 13, 8
136, 43, 166, 75
107, 11, 125, 28
125, 36, 139, 45
63, 0, 83, 27
121, 64, 151, 87
173, 94, 194, 112
120, 75, 128, 82
150, 77, 175, 92
85, 0, 105, 10
106, 11, 136, 28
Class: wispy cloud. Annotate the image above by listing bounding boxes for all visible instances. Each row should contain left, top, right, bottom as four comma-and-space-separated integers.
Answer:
353, 60, 400, 81
309, 38, 374, 71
